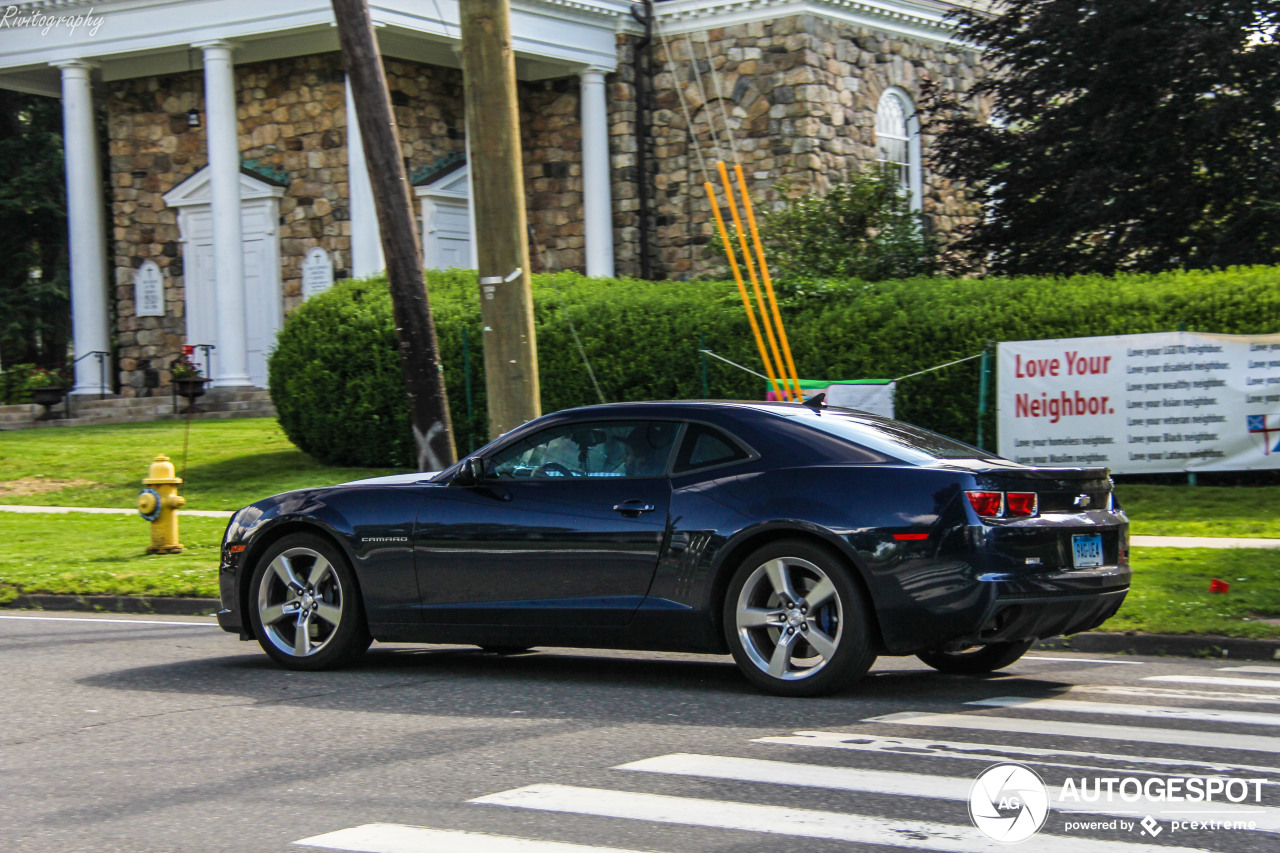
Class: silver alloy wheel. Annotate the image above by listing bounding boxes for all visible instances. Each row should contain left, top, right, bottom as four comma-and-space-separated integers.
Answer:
256, 546, 344, 658
734, 556, 843, 681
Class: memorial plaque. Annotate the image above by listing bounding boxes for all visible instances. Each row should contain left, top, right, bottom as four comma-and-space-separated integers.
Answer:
135, 261, 165, 317
302, 247, 334, 299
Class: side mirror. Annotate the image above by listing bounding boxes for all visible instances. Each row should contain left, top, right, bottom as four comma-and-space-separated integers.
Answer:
453, 456, 485, 487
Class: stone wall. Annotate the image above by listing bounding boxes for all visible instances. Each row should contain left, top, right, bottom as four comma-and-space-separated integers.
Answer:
103, 15, 983, 392
629, 14, 985, 279
107, 52, 590, 393
520, 78, 585, 273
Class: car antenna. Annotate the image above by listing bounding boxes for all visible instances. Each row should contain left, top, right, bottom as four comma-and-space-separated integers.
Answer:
802, 392, 826, 412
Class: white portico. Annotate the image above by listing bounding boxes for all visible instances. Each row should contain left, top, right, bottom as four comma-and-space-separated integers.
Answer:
0, 0, 628, 393
0, 0, 979, 397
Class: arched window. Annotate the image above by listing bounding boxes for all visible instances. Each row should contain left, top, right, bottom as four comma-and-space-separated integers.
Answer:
875, 88, 922, 211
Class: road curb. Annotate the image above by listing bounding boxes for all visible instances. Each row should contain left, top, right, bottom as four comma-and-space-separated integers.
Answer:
1036, 632, 1280, 661
3, 594, 219, 616
4, 595, 1279, 660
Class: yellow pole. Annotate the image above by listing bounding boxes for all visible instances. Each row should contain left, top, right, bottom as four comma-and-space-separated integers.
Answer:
735, 163, 803, 402
717, 161, 793, 400
704, 181, 783, 400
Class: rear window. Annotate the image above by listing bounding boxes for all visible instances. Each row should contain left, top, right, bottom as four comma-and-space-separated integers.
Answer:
674, 423, 751, 473
784, 411, 996, 464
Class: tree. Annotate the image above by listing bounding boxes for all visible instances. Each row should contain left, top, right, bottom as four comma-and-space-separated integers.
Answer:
925, 0, 1280, 275
714, 169, 936, 284
0, 92, 69, 370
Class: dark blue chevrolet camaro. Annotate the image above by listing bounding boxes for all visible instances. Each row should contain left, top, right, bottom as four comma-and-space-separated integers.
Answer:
217, 400, 1130, 696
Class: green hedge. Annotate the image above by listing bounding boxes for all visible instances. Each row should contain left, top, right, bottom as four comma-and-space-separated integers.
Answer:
269, 267, 1280, 465
268, 278, 416, 467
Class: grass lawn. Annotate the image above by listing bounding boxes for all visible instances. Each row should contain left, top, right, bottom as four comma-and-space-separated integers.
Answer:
1116, 484, 1280, 538
0, 513, 225, 601
1103, 547, 1280, 638
0, 418, 403, 511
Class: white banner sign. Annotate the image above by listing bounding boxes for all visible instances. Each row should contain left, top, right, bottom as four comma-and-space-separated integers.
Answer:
826, 382, 895, 418
998, 331, 1280, 474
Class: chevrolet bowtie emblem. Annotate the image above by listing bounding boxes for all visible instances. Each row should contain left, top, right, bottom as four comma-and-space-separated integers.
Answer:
1073, 494, 1092, 508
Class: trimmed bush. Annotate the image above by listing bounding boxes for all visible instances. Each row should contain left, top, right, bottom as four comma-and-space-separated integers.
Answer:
268, 278, 415, 467
269, 267, 1280, 465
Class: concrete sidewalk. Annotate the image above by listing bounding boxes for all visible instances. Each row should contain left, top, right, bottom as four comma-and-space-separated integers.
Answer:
0, 504, 235, 518
3, 505, 1276, 547
1130, 534, 1280, 549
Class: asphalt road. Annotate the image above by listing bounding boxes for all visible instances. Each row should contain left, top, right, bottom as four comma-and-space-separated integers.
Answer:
2, 613, 1278, 853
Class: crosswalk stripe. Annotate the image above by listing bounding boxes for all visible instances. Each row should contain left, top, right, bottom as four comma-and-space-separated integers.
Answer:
1145, 675, 1280, 689
1023, 656, 1144, 665
865, 711, 1280, 753
755, 731, 1280, 776
616, 753, 1280, 831
1069, 684, 1280, 706
472, 784, 1208, 852
1219, 666, 1280, 676
294, 824, 649, 853
968, 696, 1280, 727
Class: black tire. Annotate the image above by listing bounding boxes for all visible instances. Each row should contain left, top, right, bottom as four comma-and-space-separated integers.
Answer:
916, 639, 1034, 674
479, 645, 532, 655
722, 539, 876, 697
246, 533, 371, 670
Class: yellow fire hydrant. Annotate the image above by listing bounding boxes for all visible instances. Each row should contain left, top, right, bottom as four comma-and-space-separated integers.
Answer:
137, 455, 185, 554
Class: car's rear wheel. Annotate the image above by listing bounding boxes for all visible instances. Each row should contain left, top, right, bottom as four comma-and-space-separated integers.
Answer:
723, 539, 875, 697
479, 645, 532, 655
916, 639, 1034, 674
247, 533, 370, 670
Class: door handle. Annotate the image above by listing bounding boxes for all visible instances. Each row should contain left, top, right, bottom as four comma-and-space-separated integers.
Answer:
612, 501, 656, 515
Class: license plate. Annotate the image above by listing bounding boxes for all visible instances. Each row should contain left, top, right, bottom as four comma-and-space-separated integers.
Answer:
1072, 534, 1104, 569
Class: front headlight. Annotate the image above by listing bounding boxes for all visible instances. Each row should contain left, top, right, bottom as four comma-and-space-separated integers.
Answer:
221, 505, 263, 550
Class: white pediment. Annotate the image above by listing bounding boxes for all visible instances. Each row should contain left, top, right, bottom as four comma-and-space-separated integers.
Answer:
415, 164, 470, 200
163, 166, 286, 209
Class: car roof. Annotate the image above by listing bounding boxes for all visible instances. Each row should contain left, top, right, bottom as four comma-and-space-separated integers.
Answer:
551, 400, 834, 416
546, 399, 894, 427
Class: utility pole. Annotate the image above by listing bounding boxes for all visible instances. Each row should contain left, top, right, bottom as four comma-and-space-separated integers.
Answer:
330, 0, 457, 470
460, 0, 541, 438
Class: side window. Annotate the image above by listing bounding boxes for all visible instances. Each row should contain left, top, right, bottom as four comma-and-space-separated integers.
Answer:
673, 423, 751, 474
487, 421, 680, 479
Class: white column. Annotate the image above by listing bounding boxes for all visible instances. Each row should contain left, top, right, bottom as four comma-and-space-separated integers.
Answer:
346, 77, 384, 278
579, 66, 614, 278
52, 60, 111, 396
195, 40, 250, 387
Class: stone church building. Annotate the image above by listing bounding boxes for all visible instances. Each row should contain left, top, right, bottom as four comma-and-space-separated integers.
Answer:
0, 0, 984, 396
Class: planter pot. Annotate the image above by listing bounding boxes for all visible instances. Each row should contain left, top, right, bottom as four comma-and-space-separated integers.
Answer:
31, 385, 68, 421
173, 377, 209, 414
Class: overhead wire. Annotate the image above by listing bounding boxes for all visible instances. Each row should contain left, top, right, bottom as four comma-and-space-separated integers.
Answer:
528, 225, 606, 405
655, 16, 803, 400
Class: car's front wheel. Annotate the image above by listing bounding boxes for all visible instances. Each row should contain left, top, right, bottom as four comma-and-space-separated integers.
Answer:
916, 639, 1034, 674
247, 533, 371, 670
723, 539, 876, 697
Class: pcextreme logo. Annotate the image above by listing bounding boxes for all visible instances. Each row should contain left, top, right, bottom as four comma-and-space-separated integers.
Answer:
968, 763, 1268, 843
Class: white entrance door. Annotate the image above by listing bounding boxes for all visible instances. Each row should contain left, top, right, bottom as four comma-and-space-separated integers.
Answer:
416, 164, 476, 270
165, 168, 284, 387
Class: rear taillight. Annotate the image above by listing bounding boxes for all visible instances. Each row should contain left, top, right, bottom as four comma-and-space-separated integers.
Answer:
1006, 492, 1039, 517
965, 490, 1038, 519
965, 491, 1004, 518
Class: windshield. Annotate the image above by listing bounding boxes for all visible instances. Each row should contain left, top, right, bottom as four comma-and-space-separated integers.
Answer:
782, 410, 998, 464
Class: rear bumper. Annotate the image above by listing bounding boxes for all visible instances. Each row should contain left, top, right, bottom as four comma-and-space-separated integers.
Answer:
969, 586, 1128, 645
